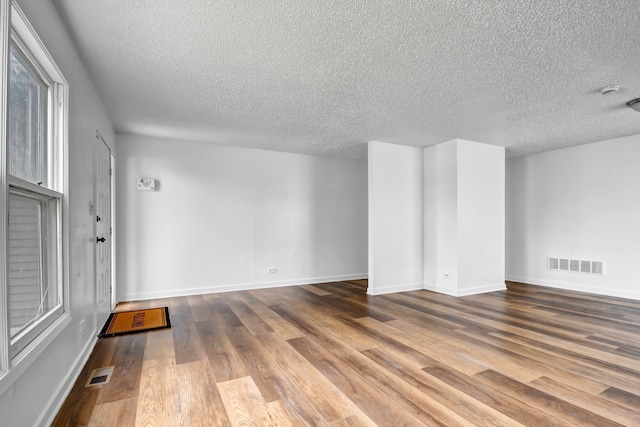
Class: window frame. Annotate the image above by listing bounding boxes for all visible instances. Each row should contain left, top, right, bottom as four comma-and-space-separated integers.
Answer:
7, 177, 63, 358
0, 1, 70, 392
8, 33, 53, 189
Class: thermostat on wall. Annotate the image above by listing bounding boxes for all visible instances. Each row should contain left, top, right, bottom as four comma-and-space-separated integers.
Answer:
137, 178, 156, 191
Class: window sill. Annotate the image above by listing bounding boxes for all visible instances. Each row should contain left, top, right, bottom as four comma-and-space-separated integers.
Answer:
0, 313, 71, 398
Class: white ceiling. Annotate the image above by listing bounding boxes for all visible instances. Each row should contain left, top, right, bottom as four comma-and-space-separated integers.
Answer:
53, 0, 640, 159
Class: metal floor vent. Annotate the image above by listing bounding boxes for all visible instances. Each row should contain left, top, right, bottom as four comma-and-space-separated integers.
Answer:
85, 366, 115, 388
548, 257, 604, 276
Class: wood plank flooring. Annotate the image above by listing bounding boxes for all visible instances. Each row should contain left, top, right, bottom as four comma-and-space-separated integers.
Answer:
52, 281, 640, 426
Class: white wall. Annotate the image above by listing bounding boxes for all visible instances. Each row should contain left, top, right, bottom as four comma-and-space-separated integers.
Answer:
0, 1, 115, 426
506, 133, 640, 300
423, 140, 458, 292
368, 140, 424, 295
116, 134, 368, 300
457, 140, 505, 292
424, 139, 505, 296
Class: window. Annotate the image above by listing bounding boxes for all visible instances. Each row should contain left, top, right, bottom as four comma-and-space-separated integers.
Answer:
3, 5, 67, 360
8, 41, 49, 186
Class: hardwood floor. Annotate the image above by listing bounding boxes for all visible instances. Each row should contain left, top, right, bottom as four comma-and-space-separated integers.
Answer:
52, 281, 640, 426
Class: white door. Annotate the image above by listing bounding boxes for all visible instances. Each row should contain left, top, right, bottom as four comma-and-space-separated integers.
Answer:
95, 138, 112, 326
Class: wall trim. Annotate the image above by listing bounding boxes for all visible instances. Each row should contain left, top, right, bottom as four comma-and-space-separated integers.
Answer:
455, 283, 507, 296
367, 282, 424, 296
367, 282, 507, 297
423, 282, 456, 296
506, 275, 640, 301
38, 332, 98, 427
423, 282, 506, 297
120, 274, 368, 301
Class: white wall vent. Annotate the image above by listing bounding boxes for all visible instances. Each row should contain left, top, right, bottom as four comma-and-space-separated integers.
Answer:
580, 260, 591, 273
559, 259, 569, 271
592, 261, 603, 275
548, 257, 604, 276
570, 260, 579, 272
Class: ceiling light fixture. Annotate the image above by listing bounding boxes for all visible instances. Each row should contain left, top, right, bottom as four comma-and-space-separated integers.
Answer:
600, 85, 620, 95
627, 98, 640, 112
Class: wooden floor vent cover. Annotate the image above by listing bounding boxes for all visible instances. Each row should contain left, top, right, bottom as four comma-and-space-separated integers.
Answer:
85, 366, 115, 388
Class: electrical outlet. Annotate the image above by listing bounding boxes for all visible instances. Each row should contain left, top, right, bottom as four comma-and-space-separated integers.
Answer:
268, 267, 277, 274
78, 319, 85, 333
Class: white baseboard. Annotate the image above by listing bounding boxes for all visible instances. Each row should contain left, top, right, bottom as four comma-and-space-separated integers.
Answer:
423, 282, 506, 297
455, 283, 507, 296
38, 332, 98, 427
506, 275, 640, 301
368, 282, 506, 297
119, 273, 368, 301
366, 282, 424, 296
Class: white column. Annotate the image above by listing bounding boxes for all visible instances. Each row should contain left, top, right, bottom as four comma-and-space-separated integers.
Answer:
368, 141, 424, 295
424, 139, 505, 296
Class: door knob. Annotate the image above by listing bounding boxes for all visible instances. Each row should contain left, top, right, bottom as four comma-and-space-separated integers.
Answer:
96, 237, 106, 243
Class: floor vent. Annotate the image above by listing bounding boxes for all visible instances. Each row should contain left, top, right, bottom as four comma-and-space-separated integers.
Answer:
548, 257, 604, 276
85, 366, 115, 388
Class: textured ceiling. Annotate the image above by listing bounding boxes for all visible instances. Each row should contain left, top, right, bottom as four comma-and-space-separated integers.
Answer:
54, 0, 640, 159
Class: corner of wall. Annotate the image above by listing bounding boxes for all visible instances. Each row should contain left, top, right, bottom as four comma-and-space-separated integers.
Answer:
367, 140, 424, 295
367, 282, 424, 296
505, 133, 640, 300
367, 141, 376, 292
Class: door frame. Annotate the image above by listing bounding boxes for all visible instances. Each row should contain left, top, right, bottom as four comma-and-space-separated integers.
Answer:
110, 153, 116, 310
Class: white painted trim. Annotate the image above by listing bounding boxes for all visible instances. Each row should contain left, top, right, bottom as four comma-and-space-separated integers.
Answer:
110, 153, 117, 311
366, 281, 507, 297
120, 274, 368, 301
38, 333, 98, 427
423, 282, 506, 297
506, 275, 640, 301
10, 2, 68, 88
454, 283, 507, 297
366, 282, 424, 296
423, 282, 457, 296
0, 0, 11, 379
